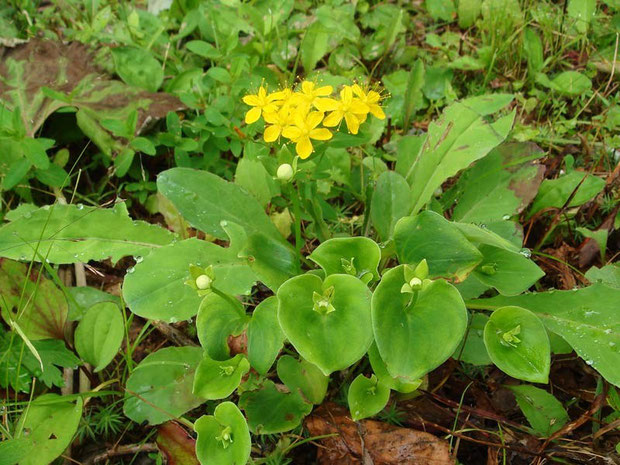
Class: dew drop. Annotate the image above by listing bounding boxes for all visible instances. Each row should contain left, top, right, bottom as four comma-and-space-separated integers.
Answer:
519, 248, 532, 258
126, 266, 135, 274
502, 214, 510, 220
76, 203, 84, 210
135, 256, 144, 264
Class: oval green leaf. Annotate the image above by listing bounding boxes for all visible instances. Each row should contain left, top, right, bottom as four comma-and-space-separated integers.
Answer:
74, 302, 124, 372
348, 374, 391, 421
239, 380, 313, 434
368, 343, 422, 393
196, 293, 248, 361
124, 346, 205, 425
372, 265, 468, 381
193, 354, 250, 400
276, 355, 329, 404
195, 402, 251, 465
247, 296, 285, 375
277, 273, 373, 375
308, 237, 381, 283
483, 306, 550, 383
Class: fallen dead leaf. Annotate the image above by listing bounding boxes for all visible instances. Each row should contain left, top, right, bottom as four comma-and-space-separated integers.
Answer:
305, 403, 454, 465
156, 421, 199, 465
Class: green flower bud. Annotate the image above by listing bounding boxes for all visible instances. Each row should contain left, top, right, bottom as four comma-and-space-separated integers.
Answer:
195, 274, 212, 290
276, 163, 294, 181
408, 277, 423, 290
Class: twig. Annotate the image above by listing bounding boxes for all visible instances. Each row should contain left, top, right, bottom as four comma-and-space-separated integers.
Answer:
83, 443, 159, 465
152, 321, 198, 347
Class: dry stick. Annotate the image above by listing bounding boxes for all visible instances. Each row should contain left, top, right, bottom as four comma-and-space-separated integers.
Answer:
603, 32, 619, 97
152, 320, 199, 347
74, 263, 91, 394
83, 443, 159, 465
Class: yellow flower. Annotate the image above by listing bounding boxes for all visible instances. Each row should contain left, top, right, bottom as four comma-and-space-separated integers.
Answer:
293, 81, 333, 111
282, 111, 332, 159
351, 84, 385, 120
262, 106, 291, 142
242, 86, 284, 124
315, 86, 369, 134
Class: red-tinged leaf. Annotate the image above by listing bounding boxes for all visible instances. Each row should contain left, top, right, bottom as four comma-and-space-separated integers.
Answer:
0, 259, 68, 340
156, 422, 199, 465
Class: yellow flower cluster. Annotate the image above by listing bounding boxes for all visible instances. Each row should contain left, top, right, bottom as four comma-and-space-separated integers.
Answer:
242, 81, 385, 159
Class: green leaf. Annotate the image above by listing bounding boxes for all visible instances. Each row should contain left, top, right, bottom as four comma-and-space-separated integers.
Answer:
348, 374, 391, 421
457, 0, 482, 28
300, 22, 330, 73
483, 306, 550, 383
523, 28, 544, 77
239, 231, 300, 291
123, 236, 257, 323
394, 211, 483, 281
235, 157, 280, 207
308, 237, 381, 283
454, 313, 493, 366
157, 168, 284, 243
194, 402, 251, 465
15, 394, 83, 465
193, 354, 250, 400
537, 71, 592, 96
473, 245, 545, 295
277, 355, 329, 404
74, 302, 123, 372
239, 380, 313, 434
0, 329, 81, 392
371, 171, 412, 241
368, 343, 422, 393
67, 286, 120, 321
0, 203, 174, 264
508, 385, 569, 436
529, 171, 605, 218
0, 438, 31, 465
425, 0, 456, 21
449, 142, 545, 223
586, 264, 620, 289
124, 346, 205, 425
405, 94, 515, 214
567, 0, 596, 34
277, 273, 373, 375
0, 260, 68, 340
196, 293, 248, 361
247, 297, 285, 375
186, 40, 221, 59
372, 265, 468, 381
111, 46, 163, 92
470, 285, 620, 387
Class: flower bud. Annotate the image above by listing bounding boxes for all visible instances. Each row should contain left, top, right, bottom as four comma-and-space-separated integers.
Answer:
276, 163, 294, 181
409, 277, 423, 290
195, 274, 212, 290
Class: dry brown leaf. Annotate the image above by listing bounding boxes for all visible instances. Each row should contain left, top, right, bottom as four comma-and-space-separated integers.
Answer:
305, 403, 454, 465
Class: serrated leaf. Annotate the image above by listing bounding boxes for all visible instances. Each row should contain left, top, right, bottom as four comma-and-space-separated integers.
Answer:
0, 204, 174, 264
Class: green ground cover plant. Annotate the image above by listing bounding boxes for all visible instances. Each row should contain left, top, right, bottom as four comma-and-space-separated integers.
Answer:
0, 0, 619, 464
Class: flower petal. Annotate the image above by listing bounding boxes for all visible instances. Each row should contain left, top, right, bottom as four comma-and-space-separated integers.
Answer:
367, 91, 381, 104
344, 112, 360, 134
263, 111, 279, 124
293, 110, 307, 129
264, 125, 281, 142
242, 95, 260, 106
245, 106, 262, 124
282, 126, 302, 140
349, 99, 370, 114
315, 85, 333, 96
296, 136, 313, 159
301, 81, 314, 94
309, 128, 332, 141
258, 86, 267, 99
268, 90, 287, 102
314, 97, 339, 112
369, 104, 386, 119
323, 110, 343, 127
340, 86, 353, 104
306, 111, 324, 129
351, 84, 365, 99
